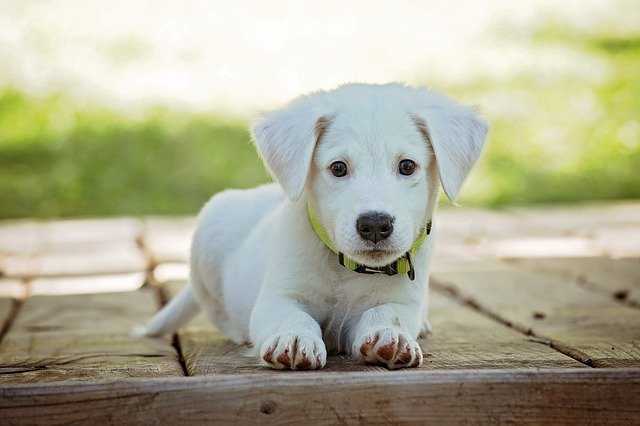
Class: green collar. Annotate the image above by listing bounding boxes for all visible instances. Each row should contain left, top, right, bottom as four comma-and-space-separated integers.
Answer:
307, 204, 432, 281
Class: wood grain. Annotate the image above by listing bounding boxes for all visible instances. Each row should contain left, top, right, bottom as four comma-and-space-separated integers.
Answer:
506, 257, 640, 306
0, 289, 184, 383
162, 277, 582, 375
1, 368, 638, 425
425, 287, 583, 369
432, 262, 640, 367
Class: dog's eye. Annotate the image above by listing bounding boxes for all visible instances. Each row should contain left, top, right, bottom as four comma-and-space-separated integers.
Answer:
398, 159, 417, 176
329, 161, 348, 177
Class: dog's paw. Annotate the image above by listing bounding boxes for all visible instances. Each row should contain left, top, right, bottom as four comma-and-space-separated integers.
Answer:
259, 333, 327, 370
353, 328, 423, 369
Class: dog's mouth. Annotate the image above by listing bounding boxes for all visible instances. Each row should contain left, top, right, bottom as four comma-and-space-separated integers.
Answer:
359, 248, 394, 257
352, 247, 403, 266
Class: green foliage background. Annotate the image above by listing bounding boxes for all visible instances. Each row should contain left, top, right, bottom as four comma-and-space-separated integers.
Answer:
1, 28, 638, 219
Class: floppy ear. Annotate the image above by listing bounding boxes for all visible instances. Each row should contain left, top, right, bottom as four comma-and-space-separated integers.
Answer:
251, 97, 331, 201
412, 101, 488, 200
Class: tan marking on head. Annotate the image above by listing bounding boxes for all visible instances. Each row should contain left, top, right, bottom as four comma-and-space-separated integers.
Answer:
411, 115, 430, 140
315, 115, 333, 143
410, 114, 435, 157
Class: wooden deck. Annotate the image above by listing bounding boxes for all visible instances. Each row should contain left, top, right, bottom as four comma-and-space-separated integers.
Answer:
0, 203, 639, 424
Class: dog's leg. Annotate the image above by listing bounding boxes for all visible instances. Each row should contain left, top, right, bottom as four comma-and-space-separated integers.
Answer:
349, 303, 423, 369
251, 295, 327, 370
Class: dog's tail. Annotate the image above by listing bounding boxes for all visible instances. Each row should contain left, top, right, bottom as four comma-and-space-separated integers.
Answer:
133, 283, 200, 337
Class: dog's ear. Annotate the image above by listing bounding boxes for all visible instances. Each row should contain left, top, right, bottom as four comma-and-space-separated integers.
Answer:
412, 99, 488, 201
251, 97, 330, 201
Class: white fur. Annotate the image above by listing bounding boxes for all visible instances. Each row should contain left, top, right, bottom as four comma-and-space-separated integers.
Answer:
140, 83, 488, 370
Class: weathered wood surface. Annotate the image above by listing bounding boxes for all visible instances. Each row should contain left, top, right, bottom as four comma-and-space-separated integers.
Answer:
506, 257, 640, 306
0, 242, 146, 278
142, 217, 195, 264
27, 272, 146, 296
0, 218, 146, 278
0, 289, 184, 383
434, 201, 640, 261
0, 297, 16, 339
432, 263, 640, 367
0, 202, 638, 424
425, 286, 584, 369
0, 218, 142, 255
162, 279, 583, 375
0, 279, 27, 299
1, 369, 639, 425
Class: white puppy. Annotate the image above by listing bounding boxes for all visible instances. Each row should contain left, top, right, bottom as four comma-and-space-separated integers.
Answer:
140, 83, 488, 370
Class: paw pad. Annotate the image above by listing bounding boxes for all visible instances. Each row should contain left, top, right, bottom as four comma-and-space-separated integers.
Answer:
355, 329, 422, 369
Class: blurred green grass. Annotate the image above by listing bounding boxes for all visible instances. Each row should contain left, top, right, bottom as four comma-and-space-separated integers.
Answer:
446, 27, 640, 207
0, 96, 269, 218
1, 29, 639, 219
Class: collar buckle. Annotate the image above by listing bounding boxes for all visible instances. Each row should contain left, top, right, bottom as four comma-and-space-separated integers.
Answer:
405, 252, 415, 281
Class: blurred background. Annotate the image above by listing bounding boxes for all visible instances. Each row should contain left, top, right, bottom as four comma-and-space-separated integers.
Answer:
1, 0, 639, 219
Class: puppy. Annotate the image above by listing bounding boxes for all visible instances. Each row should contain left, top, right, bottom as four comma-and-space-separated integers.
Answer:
140, 83, 488, 370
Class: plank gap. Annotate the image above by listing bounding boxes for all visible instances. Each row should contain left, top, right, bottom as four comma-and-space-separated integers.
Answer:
135, 230, 158, 289
152, 272, 189, 377
0, 299, 23, 345
171, 333, 189, 377
431, 277, 596, 368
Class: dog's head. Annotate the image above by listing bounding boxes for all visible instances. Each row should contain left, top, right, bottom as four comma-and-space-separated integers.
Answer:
252, 83, 488, 267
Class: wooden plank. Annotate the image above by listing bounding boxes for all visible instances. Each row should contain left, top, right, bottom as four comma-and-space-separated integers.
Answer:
0, 221, 43, 255
0, 298, 12, 320
153, 262, 189, 283
163, 280, 263, 375
28, 272, 145, 296
0, 289, 183, 383
0, 241, 146, 278
432, 262, 640, 367
142, 217, 195, 263
0, 297, 15, 339
426, 288, 583, 369
0, 218, 142, 255
507, 202, 640, 234
0, 218, 145, 279
0, 369, 639, 425
0, 279, 28, 299
163, 277, 582, 375
506, 257, 640, 306
434, 202, 640, 261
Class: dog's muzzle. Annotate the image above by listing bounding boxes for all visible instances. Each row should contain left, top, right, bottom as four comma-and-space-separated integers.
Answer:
308, 204, 431, 281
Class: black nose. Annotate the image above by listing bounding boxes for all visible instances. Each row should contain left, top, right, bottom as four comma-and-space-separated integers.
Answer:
356, 211, 394, 243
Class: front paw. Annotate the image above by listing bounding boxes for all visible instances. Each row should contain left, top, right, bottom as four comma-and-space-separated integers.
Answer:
260, 333, 327, 370
353, 328, 423, 369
